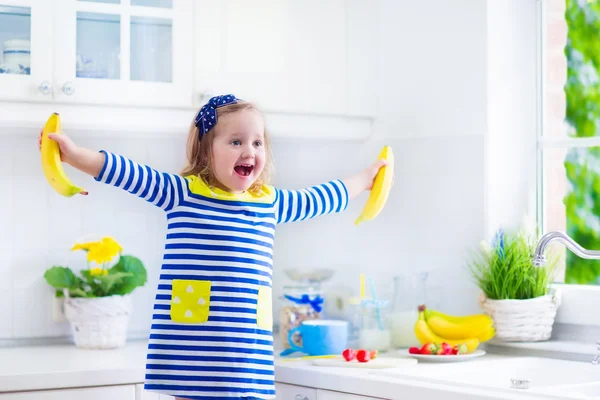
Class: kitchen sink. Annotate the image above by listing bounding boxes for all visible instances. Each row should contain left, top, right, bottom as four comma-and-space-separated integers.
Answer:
539, 382, 600, 399
370, 355, 599, 397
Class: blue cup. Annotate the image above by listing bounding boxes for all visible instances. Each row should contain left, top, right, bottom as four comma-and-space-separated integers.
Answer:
287, 320, 349, 356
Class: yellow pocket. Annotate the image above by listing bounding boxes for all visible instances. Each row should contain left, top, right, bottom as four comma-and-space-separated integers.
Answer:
256, 286, 273, 330
170, 279, 211, 323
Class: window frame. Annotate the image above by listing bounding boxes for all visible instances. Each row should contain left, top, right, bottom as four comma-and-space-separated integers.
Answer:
536, 0, 600, 327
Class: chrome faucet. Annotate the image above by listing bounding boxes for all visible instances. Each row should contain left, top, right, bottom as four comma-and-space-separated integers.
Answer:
533, 231, 600, 365
533, 231, 600, 267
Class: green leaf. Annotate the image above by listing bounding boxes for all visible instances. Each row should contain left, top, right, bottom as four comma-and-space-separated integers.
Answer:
96, 272, 132, 296
109, 255, 147, 295
68, 288, 89, 298
44, 267, 78, 290
80, 270, 97, 285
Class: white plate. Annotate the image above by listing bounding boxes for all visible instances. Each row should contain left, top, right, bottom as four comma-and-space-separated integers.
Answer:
398, 349, 486, 363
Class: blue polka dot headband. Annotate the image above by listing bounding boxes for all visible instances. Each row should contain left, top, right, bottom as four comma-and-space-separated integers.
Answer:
194, 94, 238, 141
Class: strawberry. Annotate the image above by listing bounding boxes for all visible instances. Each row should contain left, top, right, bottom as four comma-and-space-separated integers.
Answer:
369, 350, 379, 360
356, 349, 371, 362
408, 347, 420, 354
419, 342, 438, 355
436, 342, 453, 355
342, 348, 357, 362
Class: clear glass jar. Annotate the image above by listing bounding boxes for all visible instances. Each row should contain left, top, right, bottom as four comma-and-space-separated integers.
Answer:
349, 299, 391, 352
279, 285, 323, 349
390, 272, 428, 348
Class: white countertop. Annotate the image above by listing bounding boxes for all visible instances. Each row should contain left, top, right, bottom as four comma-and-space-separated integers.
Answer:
0, 339, 592, 400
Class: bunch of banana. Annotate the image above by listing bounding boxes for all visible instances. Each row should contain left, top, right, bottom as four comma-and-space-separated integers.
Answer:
40, 113, 86, 197
414, 305, 495, 354
355, 145, 394, 226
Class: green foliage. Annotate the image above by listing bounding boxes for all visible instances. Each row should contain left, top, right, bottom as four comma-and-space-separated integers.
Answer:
43, 255, 147, 298
467, 229, 558, 300
564, 0, 600, 284
108, 255, 148, 295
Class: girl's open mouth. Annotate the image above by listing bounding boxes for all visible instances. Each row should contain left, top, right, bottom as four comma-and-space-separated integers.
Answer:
234, 164, 254, 177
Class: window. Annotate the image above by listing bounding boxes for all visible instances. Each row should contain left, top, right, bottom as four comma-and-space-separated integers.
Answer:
539, 0, 600, 286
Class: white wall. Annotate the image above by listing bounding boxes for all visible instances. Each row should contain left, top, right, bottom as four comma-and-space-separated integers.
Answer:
0, 0, 534, 342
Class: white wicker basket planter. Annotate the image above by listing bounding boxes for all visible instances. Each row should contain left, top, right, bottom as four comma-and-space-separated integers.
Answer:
478, 289, 561, 342
63, 294, 132, 349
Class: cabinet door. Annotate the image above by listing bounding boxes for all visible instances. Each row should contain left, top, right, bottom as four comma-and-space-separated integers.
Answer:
194, 0, 347, 116
53, 0, 192, 107
346, 0, 378, 118
0, 0, 53, 101
135, 384, 175, 400
275, 382, 317, 400
316, 390, 383, 400
0, 385, 136, 400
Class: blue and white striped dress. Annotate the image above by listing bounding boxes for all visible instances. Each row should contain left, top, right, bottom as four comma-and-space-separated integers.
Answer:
95, 151, 349, 399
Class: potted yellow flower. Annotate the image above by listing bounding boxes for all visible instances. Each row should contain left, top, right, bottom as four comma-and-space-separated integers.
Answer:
43, 236, 147, 349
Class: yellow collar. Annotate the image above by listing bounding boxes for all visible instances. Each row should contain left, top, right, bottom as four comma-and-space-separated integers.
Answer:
185, 175, 275, 203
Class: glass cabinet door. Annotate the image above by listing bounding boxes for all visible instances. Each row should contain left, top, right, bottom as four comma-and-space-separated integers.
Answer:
0, 1, 53, 101
54, 0, 191, 107
0, 5, 31, 76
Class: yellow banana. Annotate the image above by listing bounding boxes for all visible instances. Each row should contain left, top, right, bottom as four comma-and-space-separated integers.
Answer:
41, 113, 86, 197
427, 315, 495, 341
355, 145, 394, 226
476, 326, 496, 342
425, 308, 493, 326
414, 307, 480, 353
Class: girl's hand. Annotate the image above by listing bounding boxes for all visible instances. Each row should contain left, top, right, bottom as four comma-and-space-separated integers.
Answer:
38, 129, 81, 166
343, 159, 392, 200
363, 159, 388, 191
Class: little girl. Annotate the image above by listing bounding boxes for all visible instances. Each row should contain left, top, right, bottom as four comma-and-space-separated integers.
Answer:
43, 94, 387, 400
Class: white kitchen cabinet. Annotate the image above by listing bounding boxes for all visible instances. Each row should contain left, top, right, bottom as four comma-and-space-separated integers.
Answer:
316, 390, 384, 400
346, 0, 378, 118
0, 0, 54, 101
276, 382, 317, 400
53, 0, 193, 107
0, 0, 193, 107
135, 384, 175, 400
193, 0, 378, 118
0, 385, 136, 400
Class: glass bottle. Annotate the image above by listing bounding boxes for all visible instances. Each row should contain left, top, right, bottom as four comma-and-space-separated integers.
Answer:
279, 285, 323, 349
390, 272, 428, 348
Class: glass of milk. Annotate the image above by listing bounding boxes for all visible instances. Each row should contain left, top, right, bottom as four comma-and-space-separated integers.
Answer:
390, 272, 428, 348
350, 298, 392, 352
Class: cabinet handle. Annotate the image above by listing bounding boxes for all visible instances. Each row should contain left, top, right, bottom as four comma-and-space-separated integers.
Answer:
38, 81, 52, 95
62, 82, 75, 96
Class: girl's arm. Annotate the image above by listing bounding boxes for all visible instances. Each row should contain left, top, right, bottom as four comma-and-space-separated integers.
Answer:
274, 159, 388, 225
47, 133, 106, 177
342, 159, 388, 200
44, 132, 188, 211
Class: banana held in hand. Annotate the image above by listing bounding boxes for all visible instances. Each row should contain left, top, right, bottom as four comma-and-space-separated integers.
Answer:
41, 113, 86, 197
355, 145, 394, 226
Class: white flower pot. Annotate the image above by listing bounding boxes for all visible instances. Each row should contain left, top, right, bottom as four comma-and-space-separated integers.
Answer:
479, 289, 561, 342
63, 295, 132, 349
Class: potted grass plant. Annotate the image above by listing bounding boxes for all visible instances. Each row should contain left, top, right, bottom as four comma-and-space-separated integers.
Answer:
467, 227, 561, 342
43, 236, 147, 349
